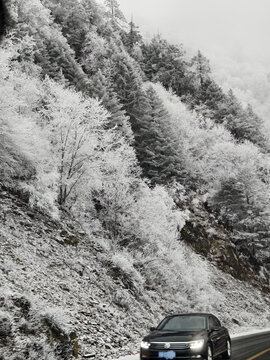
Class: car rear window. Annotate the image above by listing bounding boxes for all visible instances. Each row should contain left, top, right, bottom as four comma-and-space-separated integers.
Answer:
157, 316, 206, 331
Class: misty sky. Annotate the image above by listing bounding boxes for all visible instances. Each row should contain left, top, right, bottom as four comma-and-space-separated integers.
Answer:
116, 0, 270, 65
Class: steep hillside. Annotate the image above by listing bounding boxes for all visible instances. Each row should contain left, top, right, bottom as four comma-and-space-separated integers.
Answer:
0, 190, 269, 360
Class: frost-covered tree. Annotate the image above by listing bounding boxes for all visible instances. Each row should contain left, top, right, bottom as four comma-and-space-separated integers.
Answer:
7, 0, 89, 89
190, 50, 211, 88
92, 138, 140, 240
133, 86, 187, 185
152, 81, 270, 260
43, 0, 104, 60
216, 90, 266, 147
39, 79, 109, 208
104, 0, 126, 24
141, 35, 190, 96
87, 68, 133, 141
0, 46, 59, 214
122, 18, 142, 58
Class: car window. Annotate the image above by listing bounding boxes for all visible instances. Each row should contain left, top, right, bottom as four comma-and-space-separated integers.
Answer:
213, 317, 221, 327
208, 317, 214, 329
157, 316, 206, 331
209, 316, 220, 329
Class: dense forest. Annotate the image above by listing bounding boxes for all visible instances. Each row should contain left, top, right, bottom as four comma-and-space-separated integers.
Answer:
0, 0, 270, 358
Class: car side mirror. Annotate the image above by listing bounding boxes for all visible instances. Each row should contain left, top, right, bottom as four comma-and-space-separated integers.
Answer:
150, 326, 156, 331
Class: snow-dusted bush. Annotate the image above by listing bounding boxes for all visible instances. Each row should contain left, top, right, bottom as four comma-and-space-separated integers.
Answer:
0, 47, 59, 215
122, 184, 186, 251
111, 251, 144, 292
90, 135, 140, 239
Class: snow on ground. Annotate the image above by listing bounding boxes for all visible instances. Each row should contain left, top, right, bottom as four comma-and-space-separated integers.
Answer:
112, 355, 138, 360
1, 191, 270, 359
232, 328, 270, 338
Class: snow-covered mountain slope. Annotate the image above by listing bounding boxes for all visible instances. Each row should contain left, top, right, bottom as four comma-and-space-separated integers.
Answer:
0, 189, 269, 360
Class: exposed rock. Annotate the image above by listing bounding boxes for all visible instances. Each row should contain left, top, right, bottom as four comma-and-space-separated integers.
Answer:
181, 201, 269, 291
84, 354, 96, 358
18, 321, 36, 335
0, 314, 12, 337
11, 295, 31, 317
65, 235, 79, 246
59, 283, 70, 292
232, 318, 240, 325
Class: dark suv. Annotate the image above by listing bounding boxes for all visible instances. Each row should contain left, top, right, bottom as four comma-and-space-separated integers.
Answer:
140, 313, 231, 360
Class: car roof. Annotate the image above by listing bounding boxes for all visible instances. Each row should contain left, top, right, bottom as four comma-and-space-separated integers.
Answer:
164, 313, 214, 318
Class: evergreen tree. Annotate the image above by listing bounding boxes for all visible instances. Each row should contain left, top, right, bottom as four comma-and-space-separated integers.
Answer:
107, 47, 188, 185
190, 50, 211, 88
35, 35, 89, 91
62, 3, 90, 59
104, 0, 126, 25
218, 90, 266, 147
109, 47, 144, 115
244, 104, 266, 148
88, 69, 133, 141
122, 18, 142, 56
141, 35, 192, 96
209, 177, 270, 258
209, 178, 252, 229
191, 78, 226, 116
131, 87, 187, 185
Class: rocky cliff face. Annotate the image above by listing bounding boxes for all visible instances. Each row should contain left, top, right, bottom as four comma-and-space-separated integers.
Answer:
181, 198, 269, 292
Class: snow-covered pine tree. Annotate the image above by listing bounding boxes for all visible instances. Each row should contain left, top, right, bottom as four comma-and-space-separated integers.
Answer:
141, 35, 189, 96
190, 50, 211, 88
88, 69, 133, 141
122, 18, 142, 56
132, 86, 187, 185
109, 47, 144, 116
218, 90, 266, 148
104, 0, 126, 25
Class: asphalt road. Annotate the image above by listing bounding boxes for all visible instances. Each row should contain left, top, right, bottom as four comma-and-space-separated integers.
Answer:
114, 331, 270, 360
230, 331, 270, 360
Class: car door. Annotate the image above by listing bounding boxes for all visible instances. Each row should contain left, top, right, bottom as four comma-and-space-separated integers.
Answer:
212, 316, 228, 354
208, 316, 224, 356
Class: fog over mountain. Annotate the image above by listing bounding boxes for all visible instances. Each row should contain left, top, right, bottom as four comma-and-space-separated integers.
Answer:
116, 0, 270, 125
117, 0, 270, 62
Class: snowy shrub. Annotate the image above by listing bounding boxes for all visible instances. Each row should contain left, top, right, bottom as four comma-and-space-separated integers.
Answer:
103, 181, 222, 308
113, 289, 132, 310
111, 251, 144, 293
121, 184, 187, 251
89, 135, 140, 239
0, 311, 12, 338
0, 47, 59, 215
